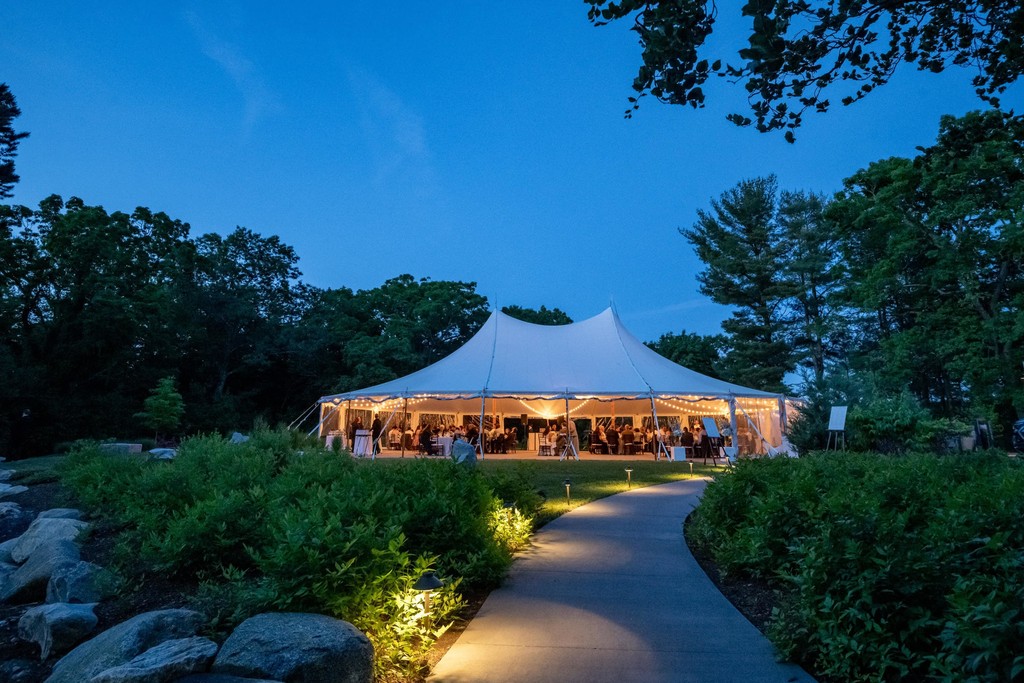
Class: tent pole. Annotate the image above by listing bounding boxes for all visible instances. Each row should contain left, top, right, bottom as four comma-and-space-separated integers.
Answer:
779, 396, 788, 434
561, 394, 578, 461
728, 397, 738, 461
371, 401, 401, 462
345, 400, 352, 448
307, 402, 340, 438
401, 397, 408, 458
649, 394, 668, 461
478, 395, 486, 459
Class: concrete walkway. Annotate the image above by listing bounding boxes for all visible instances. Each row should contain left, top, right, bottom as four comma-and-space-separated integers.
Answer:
429, 478, 816, 683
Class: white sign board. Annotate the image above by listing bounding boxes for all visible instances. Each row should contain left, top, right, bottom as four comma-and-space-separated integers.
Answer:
353, 429, 372, 457
701, 417, 721, 439
828, 406, 848, 431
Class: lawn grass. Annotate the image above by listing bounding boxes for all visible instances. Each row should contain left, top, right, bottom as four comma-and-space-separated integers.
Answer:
365, 456, 723, 527
3, 454, 67, 472
484, 459, 720, 526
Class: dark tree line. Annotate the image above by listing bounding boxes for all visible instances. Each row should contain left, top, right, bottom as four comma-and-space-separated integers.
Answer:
671, 110, 1024, 439
0, 193, 518, 455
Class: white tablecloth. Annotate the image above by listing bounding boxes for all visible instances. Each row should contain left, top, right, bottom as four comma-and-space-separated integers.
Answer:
434, 436, 453, 456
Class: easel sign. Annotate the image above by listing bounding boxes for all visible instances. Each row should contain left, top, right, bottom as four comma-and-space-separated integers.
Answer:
827, 407, 847, 450
701, 417, 721, 439
828, 406, 848, 431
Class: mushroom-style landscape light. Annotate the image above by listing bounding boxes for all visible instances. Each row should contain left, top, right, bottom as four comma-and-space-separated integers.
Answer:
413, 570, 444, 615
563, 479, 572, 506
688, 461, 694, 478
625, 468, 633, 489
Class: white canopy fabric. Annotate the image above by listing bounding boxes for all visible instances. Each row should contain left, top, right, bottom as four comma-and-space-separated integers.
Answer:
319, 308, 781, 402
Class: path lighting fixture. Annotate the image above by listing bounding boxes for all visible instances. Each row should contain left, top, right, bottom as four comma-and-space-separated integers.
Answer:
688, 462, 694, 478
413, 571, 444, 616
563, 479, 572, 506
625, 468, 633, 489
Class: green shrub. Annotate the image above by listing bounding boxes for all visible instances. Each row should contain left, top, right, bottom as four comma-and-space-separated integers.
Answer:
690, 452, 1024, 682
60, 427, 525, 681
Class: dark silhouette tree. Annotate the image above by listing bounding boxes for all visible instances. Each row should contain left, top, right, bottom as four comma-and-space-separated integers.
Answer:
586, 1, 1024, 139
0, 83, 30, 198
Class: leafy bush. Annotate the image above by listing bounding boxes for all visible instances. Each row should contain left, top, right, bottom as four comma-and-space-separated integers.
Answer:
60, 428, 528, 681
690, 452, 1024, 682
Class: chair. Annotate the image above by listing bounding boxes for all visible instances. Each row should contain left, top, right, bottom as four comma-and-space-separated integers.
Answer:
539, 442, 554, 457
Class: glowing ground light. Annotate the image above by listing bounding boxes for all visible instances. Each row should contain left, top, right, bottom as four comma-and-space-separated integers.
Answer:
625, 468, 633, 489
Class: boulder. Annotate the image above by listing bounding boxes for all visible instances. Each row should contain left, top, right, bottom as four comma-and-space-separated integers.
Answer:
0, 482, 29, 499
0, 469, 14, 481
90, 636, 219, 683
0, 501, 31, 541
47, 560, 119, 604
175, 676, 282, 683
148, 449, 176, 460
18, 602, 99, 659
0, 657, 48, 683
212, 613, 373, 683
99, 443, 143, 454
0, 539, 80, 604
46, 609, 205, 683
229, 432, 250, 444
38, 508, 84, 520
11, 517, 90, 563
0, 535, 19, 563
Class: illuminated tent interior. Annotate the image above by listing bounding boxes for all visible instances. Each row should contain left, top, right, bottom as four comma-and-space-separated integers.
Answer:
316, 308, 795, 456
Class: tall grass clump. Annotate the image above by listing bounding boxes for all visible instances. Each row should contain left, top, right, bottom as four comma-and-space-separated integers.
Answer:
689, 452, 1024, 682
60, 428, 532, 681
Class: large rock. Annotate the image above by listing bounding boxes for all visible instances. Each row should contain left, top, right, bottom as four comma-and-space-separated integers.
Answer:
0, 539, 80, 604
38, 508, 84, 520
0, 535, 18, 563
47, 560, 119, 604
212, 613, 373, 683
175, 676, 282, 683
0, 482, 29, 499
11, 517, 90, 563
45, 608, 205, 683
0, 469, 14, 481
18, 602, 99, 659
0, 657, 48, 683
90, 636, 219, 683
0, 501, 32, 541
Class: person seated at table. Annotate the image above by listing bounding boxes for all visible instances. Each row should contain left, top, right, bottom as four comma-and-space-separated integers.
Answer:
419, 425, 436, 455
465, 424, 479, 448
679, 427, 695, 450
404, 426, 415, 450
591, 425, 608, 454
388, 425, 402, 448
504, 427, 518, 451
606, 424, 620, 454
620, 424, 635, 452
644, 426, 655, 452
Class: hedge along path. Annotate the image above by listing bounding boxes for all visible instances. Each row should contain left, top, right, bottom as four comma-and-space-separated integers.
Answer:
429, 478, 816, 683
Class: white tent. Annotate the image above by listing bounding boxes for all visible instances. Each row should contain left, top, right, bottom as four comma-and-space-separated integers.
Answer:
317, 308, 793, 456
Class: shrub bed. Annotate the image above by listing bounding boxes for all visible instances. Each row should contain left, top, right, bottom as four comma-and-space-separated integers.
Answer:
60, 429, 534, 681
689, 452, 1024, 683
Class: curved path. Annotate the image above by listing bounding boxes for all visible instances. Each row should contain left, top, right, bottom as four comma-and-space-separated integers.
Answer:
429, 478, 816, 683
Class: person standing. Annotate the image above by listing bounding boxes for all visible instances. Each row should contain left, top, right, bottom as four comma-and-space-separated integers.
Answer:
371, 415, 383, 456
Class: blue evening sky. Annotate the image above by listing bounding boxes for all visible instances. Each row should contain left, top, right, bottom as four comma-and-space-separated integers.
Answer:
4, 3, 1016, 342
